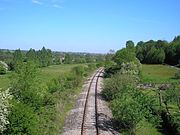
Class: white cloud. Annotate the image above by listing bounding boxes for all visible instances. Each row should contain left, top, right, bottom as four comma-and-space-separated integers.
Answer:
32, 0, 43, 5
53, 4, 63, 8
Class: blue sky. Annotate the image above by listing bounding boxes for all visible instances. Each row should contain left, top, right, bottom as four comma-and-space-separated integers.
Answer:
0, 0, 180, 53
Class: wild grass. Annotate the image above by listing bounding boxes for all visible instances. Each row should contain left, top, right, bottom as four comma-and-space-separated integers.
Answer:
141, 64, 180, 83
0, 64, 86, 89
39, 64, 85, 83
135, 120, 162, 135
0, 72, 10, 89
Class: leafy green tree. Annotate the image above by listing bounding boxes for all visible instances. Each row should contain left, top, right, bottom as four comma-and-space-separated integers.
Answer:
154, 48, 165, 64
8, 101, 39, 135
105, 49, 115, 68
38, 47, 52, 67
136, 44, 144, 62
10, 61, 46, 109
12, 49, 24, 70
64, 53, 73, 64
126, 40, 135, 51
113, 48, 137, 66
26, 48, 39, 66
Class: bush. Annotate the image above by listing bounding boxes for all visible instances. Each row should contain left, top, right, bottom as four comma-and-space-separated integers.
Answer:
0, 65, 6, 75
71, 65, 85, 77
175, 71, 180, 79
47, 78, 60, 93
119, 61, 141, 76
87, 63, 96, 71
111, 93, 143, 132
0, 89, 11, 133
7, 101, 39, 135
102, 73, 136, 101
111, 85, 159, 134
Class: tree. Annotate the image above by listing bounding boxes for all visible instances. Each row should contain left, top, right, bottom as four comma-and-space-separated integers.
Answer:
8, 101, 39, 135
12, 49, 24, 70
126, 40, 135, 49
113, 48, 137, 65
38, 47, 52, 67
26, 48, 39, 66
10, 61, 46, 109
64, 53, 73, 64
105, 50, 115, 68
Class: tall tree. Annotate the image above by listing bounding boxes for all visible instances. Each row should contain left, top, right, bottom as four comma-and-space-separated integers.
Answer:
12, 49, 24, 69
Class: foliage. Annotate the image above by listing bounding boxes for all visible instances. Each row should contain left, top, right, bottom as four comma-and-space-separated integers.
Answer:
119, 61, 141, 76
7, 101, 39, 135
136, 36, 180, 65
7, 61, 47, 134
113, 41, 137, 66
10, 62, 46, 109
175, 70, 180, 79
26, 48, 40, 66
104, 49, 115, 68
103, 73, 159, 133
11, 49, 24, 70
0, 89, 12, 133
102, 73, 136, 101
0, 64, 6, 75
37, 47, 52, 67
113, 48, 137, 65
71, 65, 85, 77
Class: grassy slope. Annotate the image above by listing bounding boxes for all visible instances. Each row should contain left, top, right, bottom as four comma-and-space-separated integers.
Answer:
140, 64, 180, 135
141, 64, 180, 83
39, 64, 84, 83
0, 64, 85, 90
0, 72, 11, 89
136, 120, 162, 135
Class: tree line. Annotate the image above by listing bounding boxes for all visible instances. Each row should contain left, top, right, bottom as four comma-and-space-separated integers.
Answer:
136, 35, 180, 65
0, 47, 105, 74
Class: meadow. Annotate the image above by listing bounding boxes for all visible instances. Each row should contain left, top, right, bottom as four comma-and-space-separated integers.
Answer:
0, 64, 86, 90
141, 64, 180, 83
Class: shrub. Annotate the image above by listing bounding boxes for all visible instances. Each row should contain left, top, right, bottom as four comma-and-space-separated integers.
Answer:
119, 61, 141, 76
111, 86, 159, 134
47, 78, 60, 93
0, 89, 12, 133
102, 73, 136, 101
10, 61, 46, 109
7, 101, 39, 135
71, 65, 85, 77
0, 64, 6, 75
175, 71, 180, 79
111, 93, 143, 132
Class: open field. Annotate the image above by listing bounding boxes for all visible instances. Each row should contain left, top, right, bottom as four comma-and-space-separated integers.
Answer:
0, 64, 87, 90
39, 64, 86, 83
141, 64, 180, 83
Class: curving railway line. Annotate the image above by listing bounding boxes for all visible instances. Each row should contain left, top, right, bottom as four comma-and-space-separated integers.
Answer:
62, 68, 119, 135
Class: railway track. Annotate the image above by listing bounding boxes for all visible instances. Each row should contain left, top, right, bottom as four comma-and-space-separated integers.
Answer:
62, 68, 119, 135
81, 68, 102, 135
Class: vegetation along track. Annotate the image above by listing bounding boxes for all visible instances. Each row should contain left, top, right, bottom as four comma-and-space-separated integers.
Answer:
62, 68, 119, 135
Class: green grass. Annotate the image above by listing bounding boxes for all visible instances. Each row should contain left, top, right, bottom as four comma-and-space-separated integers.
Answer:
136, 120, 162, 135
0, 72, 11, 89
141, 64, 180, 83
39, 64, 86, 83
0, 64, 87, 89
